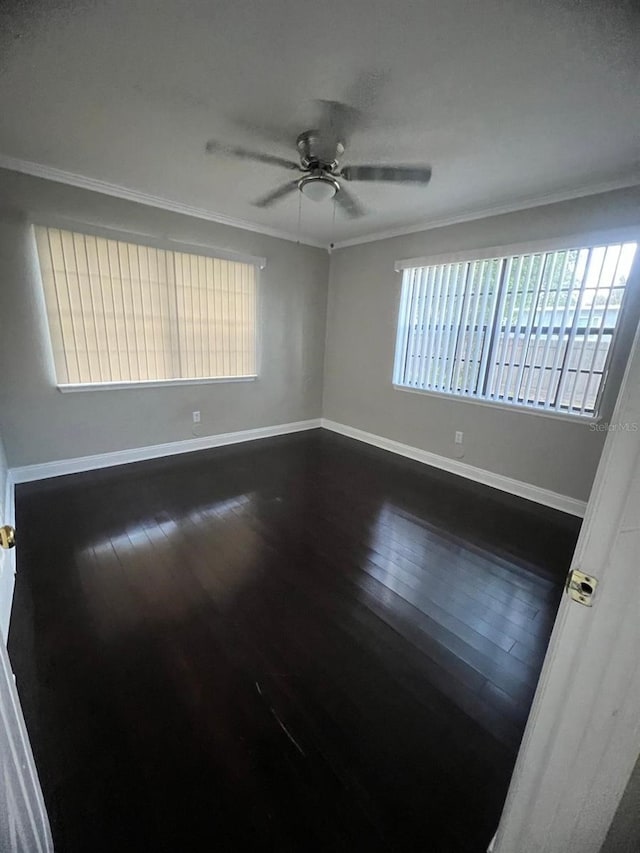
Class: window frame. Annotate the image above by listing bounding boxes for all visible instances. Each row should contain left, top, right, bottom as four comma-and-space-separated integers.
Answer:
32, 220, 265, 392
392, 228, 640, 423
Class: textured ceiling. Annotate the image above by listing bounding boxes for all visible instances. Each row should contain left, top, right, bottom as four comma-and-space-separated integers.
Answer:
0, 0, 639, 246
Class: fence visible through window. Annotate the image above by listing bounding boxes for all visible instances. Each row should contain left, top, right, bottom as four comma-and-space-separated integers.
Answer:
394, 241, 637, 417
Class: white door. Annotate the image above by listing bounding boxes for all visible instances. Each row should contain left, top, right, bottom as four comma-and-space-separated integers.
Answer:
0, 633, 53, 852
0, 463, 53, 853
492, 320, 640, 850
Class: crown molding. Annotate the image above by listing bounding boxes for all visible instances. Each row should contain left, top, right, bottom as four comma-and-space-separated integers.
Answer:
1, 153, 638, 253
0, 154, 326, 249
330, 172, 640, 250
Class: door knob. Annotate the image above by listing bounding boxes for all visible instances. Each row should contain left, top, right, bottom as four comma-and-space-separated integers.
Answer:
0, 525, 16, 549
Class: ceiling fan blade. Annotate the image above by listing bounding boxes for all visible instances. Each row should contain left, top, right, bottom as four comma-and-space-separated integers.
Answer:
314, 100, 364, 144
228, 117, 294, 148
335, 185, 366, 219
343, 70, 390, 113
252, 182, 299, 208
205, 140, 299, 171
341, 164, 432, 184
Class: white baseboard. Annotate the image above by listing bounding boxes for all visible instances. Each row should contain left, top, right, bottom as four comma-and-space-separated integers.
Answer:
10, 419, 322, 484
0, 471, 16, 643
321, 419, 587, 517
8, 414, 586, 515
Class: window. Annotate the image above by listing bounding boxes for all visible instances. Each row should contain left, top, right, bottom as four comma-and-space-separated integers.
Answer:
35, 226, 258, 388
393, 240, 637, 418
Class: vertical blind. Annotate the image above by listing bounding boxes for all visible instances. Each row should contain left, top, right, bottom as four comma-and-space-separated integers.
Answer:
394, 241, 637, 417
35, 226, 258, 386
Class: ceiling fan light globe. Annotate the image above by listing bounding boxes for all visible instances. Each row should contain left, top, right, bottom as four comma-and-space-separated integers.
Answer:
299, 174, 339, 203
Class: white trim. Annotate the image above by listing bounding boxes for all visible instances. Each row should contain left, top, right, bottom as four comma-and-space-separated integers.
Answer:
394, 227, 640, 271
33, 218, 268, 268
0, 471, 16, 643
0, 630, 54, 852
9, 419, 322, 483
393, 384, 600, 424
320, 418, 586, 517
58, 376, 257, 393
0, 155, 325, 249
2, 153, 638, 253
332, 174, 640, 250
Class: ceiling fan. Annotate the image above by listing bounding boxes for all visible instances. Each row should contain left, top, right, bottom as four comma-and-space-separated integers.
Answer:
205, 101, 432, 219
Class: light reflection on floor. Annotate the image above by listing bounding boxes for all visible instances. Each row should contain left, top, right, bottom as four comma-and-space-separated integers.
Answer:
363, 500, 543, 737
76, 493, 259, 639
368, 501, 542, 629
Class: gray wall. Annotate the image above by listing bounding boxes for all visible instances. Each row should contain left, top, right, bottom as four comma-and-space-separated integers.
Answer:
323, 187, 640, 502
2, 166, 639, 505
0, 169, 329, 466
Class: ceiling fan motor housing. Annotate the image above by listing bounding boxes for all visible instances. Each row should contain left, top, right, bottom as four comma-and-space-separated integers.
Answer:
296, 130, 344, 172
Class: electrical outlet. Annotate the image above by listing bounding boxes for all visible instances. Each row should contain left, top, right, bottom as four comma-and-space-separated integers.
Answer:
192, 411, 201, 424
455, 430, 464, 445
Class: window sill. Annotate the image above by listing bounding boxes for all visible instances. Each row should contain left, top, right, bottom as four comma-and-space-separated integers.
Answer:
392, 383, 601, 424
58, 376, 258, 393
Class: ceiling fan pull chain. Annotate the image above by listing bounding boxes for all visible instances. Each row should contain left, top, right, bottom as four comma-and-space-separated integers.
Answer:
330, 196, 337, 252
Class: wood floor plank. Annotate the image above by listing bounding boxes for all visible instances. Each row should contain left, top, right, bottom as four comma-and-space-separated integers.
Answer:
8, 429, 580, 852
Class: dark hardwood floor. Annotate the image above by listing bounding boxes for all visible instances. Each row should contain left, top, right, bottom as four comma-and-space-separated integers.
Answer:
8, 429, 581, 852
